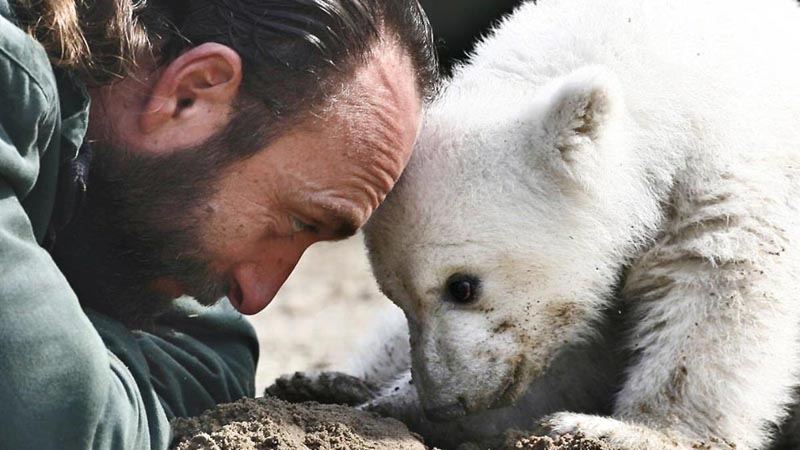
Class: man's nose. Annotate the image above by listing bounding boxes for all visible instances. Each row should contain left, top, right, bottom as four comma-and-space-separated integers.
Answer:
227, 239, 311, 315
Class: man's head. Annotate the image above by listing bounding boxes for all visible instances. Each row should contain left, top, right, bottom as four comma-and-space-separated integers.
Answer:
41, 0, 436, 326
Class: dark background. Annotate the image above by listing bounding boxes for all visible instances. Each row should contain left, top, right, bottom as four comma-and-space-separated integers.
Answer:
418, 0, 800, 74
418, 0, 526, 74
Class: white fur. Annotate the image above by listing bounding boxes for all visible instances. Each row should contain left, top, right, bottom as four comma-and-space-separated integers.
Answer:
361, 0, 800, 448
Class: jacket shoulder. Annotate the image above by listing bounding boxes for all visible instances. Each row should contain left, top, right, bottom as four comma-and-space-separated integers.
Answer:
0, 14, 60, 196
0, 14, 58, 105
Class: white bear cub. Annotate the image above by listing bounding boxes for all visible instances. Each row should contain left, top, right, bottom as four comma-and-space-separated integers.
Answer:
363, 0, 800, 448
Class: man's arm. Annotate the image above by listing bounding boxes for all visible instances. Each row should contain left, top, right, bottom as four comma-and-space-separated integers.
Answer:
1, 12, 256, 447
1, 164, 258, 450
87, 298, 258, 420
0, 176, 170, 450
1, 86, 256, 450
1, 23, 174, 443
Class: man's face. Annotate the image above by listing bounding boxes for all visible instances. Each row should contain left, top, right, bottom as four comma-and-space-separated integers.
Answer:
193, 93, 422, 315
53, 43, 422, 325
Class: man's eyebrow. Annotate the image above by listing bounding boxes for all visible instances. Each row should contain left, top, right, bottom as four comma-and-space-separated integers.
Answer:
302, 203, 361, 240
322, 210, 360, 240
330, 220, 359, 240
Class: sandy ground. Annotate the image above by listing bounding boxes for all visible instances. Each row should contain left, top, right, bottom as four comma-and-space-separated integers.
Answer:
171, 396, 426, 450
246, 234, 394, 395
169, 395, 608, 450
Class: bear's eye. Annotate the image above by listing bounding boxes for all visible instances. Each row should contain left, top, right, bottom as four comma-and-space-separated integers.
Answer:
444, 274, 481, 305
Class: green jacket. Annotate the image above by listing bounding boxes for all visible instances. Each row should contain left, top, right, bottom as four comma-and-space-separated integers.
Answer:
0, 3, 258, 449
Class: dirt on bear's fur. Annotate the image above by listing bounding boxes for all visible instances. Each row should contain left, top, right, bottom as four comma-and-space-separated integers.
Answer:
169, 396, 427, 450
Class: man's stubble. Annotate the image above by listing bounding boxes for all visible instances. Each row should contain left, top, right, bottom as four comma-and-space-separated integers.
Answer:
51, 134, 238, 329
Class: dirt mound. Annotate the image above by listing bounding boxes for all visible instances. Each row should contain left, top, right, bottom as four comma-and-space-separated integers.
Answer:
170, 396, 428, 450
501, 432, 613, 450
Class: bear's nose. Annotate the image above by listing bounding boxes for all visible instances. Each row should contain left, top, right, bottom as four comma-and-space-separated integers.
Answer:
423, 402, 467, 422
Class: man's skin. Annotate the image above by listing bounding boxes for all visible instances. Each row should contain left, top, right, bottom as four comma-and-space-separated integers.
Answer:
88, 40, 422, 315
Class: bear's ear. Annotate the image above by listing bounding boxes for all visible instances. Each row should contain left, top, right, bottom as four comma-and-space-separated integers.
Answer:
542, 66, 621, 163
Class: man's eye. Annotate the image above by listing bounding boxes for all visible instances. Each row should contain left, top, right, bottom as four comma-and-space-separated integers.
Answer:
291, 217, 318, 234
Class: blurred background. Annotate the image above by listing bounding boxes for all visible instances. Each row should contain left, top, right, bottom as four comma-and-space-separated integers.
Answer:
248, 0, 526, 394
419, 0, 525, 74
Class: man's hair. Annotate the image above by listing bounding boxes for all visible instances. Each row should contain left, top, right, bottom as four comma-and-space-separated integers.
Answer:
12, 0, 150, 84
151, 0, 438, 156
15, 0, 437, 155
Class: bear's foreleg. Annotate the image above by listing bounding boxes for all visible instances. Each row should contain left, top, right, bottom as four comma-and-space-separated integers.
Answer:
546, 186, 800, 449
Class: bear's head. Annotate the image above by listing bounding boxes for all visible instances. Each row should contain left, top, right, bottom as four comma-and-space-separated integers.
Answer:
365, 66, 651, 421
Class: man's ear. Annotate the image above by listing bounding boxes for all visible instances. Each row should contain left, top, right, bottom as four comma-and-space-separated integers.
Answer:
139, 43, 242, 149
542, 66, 621, 164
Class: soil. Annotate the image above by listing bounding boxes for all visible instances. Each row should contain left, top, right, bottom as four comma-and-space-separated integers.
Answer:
170, 396, 428, 450
501, 432, 614, 450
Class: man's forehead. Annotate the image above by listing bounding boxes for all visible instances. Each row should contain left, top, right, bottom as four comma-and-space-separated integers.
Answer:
341, 52, 422, 170
328, 40, 422, 139
275, 42, 422, 240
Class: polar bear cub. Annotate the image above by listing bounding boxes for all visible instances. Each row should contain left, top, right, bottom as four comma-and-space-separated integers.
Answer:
363, 0, 800, 449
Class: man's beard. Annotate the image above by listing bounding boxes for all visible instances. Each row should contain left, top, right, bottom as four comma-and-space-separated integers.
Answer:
51, 137, 238, 329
